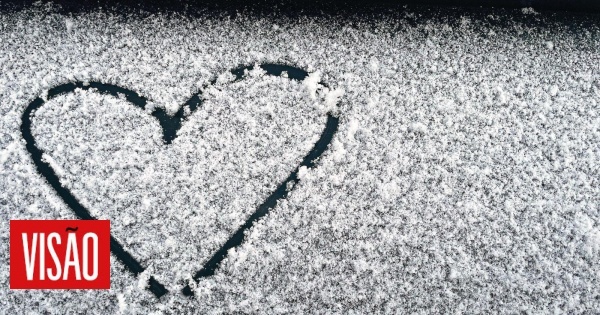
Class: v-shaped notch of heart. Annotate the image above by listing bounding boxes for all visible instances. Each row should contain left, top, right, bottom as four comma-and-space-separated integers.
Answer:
21, 63, 340, 299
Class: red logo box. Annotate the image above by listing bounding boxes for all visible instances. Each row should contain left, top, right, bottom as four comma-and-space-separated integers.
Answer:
10, 220, 110, 289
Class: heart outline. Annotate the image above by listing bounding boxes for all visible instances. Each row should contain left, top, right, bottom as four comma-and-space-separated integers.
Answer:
21, 64, 339, 298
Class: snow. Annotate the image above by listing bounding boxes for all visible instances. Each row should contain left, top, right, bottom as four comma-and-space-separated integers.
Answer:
0, 4, 599, 314
521, 7, 539, 15
303, 70, 322, 100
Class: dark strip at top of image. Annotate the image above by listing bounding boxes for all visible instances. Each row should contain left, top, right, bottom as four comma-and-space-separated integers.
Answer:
2, 0, 600, 13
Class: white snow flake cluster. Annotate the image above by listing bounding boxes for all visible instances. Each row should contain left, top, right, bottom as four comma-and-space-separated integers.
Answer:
0, 4, 599, 314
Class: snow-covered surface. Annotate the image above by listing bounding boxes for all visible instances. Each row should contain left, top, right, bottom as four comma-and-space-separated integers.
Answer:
1, 4, 599, 313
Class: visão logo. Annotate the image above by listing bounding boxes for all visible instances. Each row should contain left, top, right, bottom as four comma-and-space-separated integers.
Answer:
10, 220, 110, 290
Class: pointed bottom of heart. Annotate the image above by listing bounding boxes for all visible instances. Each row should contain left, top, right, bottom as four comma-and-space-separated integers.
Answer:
149, 277, 169, 298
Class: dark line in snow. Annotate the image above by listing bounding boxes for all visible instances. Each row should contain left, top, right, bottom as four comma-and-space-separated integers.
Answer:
21, 63, 339, 299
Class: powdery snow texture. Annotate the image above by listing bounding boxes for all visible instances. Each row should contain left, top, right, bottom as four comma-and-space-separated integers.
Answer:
0, 5, 599, 314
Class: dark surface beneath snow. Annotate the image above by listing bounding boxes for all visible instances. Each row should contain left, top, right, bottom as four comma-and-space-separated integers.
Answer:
2, 0, 600, 14
6, 0, 600, 12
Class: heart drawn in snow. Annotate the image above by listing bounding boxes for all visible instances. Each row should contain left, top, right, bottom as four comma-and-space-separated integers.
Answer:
21, 64, 339, 298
